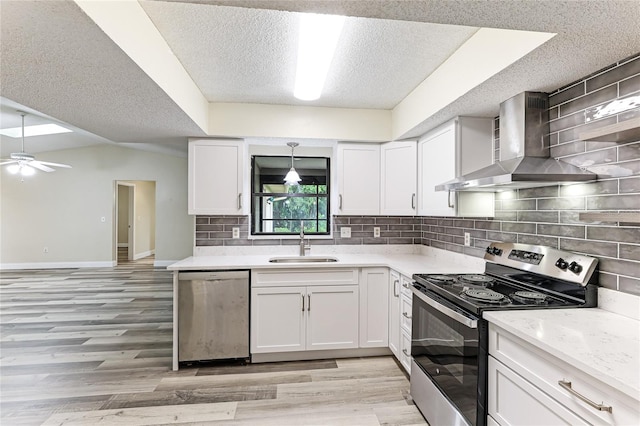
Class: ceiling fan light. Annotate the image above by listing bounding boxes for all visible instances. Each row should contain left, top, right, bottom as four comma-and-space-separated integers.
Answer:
7, 164, 20, 174
284, 168, 301, 185
20, 165, 35, 176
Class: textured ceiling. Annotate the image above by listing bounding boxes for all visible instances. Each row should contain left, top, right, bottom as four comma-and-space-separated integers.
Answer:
140, 1, 478, 109
1, 0, 639, 154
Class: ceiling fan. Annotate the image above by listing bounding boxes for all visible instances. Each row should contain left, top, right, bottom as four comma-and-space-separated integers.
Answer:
0, 112, 72, 176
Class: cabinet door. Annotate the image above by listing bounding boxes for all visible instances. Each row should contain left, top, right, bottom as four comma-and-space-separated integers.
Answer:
188, 139, 244, 215
388, 270, 401, 358
359, 268, 389, 348
337, 143, 380, 215
417, 123, 456, 216
380, 141, 417, 215
306, 285, 359, 351
251, 287, 305, 353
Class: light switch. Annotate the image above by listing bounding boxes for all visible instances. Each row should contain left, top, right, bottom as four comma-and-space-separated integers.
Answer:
340, 227, 351, 238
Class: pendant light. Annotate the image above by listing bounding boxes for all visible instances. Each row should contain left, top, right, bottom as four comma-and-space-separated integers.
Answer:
284, 142, 301, 185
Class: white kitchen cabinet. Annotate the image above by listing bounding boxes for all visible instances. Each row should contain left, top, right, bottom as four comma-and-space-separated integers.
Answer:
388, 270, 401, 358
251, 286, 306, 353
188, 139, 244, 215
359, 268, 389, 348
488, 323, 638, 426
307, 285, 359, 350
400, 329, 412, 373
337, 143, 380, 215
388, 270, 413, 374
251, 269, 360, 354
380, 141, 417, 215
417, 117, 494, 217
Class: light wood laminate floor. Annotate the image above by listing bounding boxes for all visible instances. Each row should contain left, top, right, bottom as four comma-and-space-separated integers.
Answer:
0, 263, 427, 425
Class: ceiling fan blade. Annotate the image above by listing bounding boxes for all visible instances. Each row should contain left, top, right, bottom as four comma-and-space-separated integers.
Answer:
37, 161, 72, 168
0, 160, 19, 166
29, 161, 55, 172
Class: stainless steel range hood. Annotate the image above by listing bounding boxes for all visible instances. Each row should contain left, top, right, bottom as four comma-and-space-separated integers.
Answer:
436, 92, 596, 192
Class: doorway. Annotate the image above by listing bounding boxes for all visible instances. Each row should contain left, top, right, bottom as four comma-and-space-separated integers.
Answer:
115, 181, 156, 265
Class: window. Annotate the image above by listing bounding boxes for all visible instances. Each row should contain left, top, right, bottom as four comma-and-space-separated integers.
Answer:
251, 155, 330, 235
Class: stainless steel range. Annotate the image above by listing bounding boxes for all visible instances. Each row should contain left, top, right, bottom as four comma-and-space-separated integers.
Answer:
409, 242, 599, 426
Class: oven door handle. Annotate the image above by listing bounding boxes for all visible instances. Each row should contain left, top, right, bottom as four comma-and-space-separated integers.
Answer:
411, 286, 478, 329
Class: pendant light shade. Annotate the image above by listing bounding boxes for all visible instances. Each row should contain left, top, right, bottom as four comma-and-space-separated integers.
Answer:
284, 142, 301, 185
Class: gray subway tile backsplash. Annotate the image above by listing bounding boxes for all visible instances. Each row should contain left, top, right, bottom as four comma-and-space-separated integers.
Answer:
194, 55, 639, 296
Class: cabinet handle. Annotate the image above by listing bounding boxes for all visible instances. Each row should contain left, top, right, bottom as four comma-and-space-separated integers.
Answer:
338, 194, 343, 210
394, 280, 400, 297
411, 193, 416, 209
402, 312, 412, 319
447, 190, 454, 208
301, 293, 305, 312
307, 294, 311, 311
238, 193, 243, 210
402, 349, 410, 356
557, 380, 612, 413
402, 282, 409, 289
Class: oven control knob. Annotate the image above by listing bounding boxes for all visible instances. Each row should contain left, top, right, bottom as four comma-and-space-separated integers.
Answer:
555, 258, 569, 270
486, 246, 503, 256
568, 261, 583, 274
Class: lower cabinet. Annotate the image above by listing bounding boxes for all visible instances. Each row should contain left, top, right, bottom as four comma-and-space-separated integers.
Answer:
359, 268, 389, 348
388, 270, 401, 358
251, 285, 359, 353
488, 323, 639, 426
389, 269, 412, 374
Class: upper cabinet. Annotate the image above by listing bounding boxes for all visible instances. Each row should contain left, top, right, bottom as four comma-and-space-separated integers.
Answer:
188, 139, 244, 215
418, 117, 495, 217
380, 141, 417, 216
337, 143, 381, 215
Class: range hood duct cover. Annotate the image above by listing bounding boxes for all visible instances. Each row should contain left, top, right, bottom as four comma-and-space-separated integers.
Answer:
436, 92, 596, 192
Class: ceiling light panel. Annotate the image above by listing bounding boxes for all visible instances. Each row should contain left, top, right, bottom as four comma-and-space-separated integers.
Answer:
0, 124, 72, 138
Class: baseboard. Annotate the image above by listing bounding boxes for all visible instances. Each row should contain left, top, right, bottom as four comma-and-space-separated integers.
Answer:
133, 249, 155, 260
117, 243, 129, 248
0, 261, 117, 270
251, 347, 391, 363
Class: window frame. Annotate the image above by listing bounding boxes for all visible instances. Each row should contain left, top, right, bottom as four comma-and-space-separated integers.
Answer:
250, 155, 331, 236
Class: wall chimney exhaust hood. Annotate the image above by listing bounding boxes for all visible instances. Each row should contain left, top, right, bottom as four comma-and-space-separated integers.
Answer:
436, 92, 596, 192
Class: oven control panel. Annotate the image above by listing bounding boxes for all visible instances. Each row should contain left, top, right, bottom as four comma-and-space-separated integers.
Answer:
484, 242, 598, 286
508, 249, 544, 265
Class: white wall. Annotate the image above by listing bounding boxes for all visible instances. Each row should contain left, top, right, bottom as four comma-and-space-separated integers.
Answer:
0, 144, 192, 268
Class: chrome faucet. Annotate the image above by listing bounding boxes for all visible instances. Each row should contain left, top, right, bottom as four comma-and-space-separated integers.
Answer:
299, 220, 311, 256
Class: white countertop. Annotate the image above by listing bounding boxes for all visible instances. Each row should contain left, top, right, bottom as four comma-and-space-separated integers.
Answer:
167, 252, 484, 278
484, 308, 640, 401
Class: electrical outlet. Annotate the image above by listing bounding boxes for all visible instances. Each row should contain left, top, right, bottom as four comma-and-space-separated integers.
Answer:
43, 247, 49, 253
340, 227, 351, 238
232, 227, 240, 239
464, 232, 471, 246
373, 227, 381, 238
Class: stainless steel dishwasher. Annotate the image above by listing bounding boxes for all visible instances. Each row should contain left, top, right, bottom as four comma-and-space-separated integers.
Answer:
178, 270, 249, 362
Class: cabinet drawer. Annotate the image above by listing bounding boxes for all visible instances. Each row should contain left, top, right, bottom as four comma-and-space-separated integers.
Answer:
488, 356, 588, 425
400, 294, 412, 334
489, 324, 638, 425
400, 275, 413, 298
252, 268, 359, 287
400, 330, 411, 374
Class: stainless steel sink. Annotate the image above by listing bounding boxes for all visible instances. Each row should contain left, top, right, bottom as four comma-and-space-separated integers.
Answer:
268, 256, 338, 263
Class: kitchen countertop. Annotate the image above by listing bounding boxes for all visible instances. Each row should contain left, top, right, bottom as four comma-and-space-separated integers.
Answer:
483, 308, 640, 401
167, 252, 484, 279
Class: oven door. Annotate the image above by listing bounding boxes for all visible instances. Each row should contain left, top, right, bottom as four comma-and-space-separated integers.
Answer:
410, 286, 486, 426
